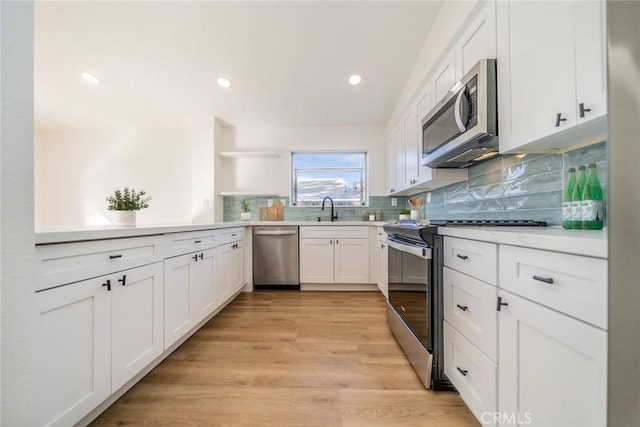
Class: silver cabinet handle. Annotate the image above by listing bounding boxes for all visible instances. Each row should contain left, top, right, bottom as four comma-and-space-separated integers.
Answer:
456, 367, 468, 376
456, 304, 468, 312
555, 113, 567, 127
456, 254, 469, 260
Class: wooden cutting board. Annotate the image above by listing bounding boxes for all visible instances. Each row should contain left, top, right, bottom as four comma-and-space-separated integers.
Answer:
260, 201, 284, 221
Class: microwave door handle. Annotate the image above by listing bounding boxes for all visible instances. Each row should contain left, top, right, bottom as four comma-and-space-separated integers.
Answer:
454, 87, 468, 133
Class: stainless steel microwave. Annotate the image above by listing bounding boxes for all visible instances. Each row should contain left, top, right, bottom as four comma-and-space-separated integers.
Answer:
421, 59, 498, 168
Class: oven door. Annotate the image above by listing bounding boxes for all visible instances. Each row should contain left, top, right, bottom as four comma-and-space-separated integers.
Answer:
387, 239, 432, 349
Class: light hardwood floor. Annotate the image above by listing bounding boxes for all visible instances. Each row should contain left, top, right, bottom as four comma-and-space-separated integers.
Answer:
91, 291, 478, 426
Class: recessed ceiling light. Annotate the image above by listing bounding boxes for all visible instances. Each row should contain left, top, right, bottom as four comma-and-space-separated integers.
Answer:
80, 72, 100, 84
217, 77, 232, 88
348, 74, 362, 85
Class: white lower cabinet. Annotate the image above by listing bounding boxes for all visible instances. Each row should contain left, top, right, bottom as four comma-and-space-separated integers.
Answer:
444, 322, 498, 422
377, 228, 388, 299
299, 226, 370, 284
299, 237, 370, 284
36, 262, 164, 426
498, 290, 607, 427
36, 276, 111, 427
164, 248, 218, 349
111, 263, 164, 391
218, 240, 244, 303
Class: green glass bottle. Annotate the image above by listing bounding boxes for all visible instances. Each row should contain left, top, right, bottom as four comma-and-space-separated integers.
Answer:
572, 165, 586, 229
581, 162, 604, 229
562, 167, 576, 229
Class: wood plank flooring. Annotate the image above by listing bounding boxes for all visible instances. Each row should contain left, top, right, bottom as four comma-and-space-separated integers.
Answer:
91, 291, 478, 426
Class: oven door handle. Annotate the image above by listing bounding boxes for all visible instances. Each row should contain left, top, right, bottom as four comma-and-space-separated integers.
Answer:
387, 240, 432, 260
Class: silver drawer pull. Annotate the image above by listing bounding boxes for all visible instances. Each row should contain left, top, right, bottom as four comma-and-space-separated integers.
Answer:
533, 275, 554, 284
195, 240, 202, 243
456, 254, 469, 260
456, 304, 468, 312
456, 367, 468, 376
109, 254, 122, 260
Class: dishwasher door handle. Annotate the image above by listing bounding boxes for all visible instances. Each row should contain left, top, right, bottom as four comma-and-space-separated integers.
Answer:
254, 230, 298, 236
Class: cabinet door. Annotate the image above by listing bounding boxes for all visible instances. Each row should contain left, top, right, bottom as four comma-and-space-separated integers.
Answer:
378, 241, 389, 299
334, 238, 370, 284
403, 104, 419, 188
497, 0, 576, 152
230, 241, 245, 292
191, 247, 217, 322
456, 0, 496, 78
111, 262, 164, 392
393, 124, 404, 193
386, 135, 397, 194
299, 238, 334, 283
575, 0, 607, 124
433, 50, 457, 105
163, 254, 194, 349
217, 243, 234, 303
416, 87, 433, 183
36, 276, 111, 427
499, 291, 607, 426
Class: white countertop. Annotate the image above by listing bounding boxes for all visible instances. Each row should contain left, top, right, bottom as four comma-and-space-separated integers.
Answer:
36, 221, 608, 258
35, 220, 389, 244
437, 226, 608, 259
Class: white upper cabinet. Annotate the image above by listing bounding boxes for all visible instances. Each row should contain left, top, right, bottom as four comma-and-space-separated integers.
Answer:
403, 104, 419, 188
574, 0, 607, 125
432, 50, 457, 105
456, 0, 497, 78
497, 0, 606, 153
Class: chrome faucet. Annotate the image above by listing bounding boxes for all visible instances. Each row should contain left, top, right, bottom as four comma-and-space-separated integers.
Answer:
321, 197, 338, 222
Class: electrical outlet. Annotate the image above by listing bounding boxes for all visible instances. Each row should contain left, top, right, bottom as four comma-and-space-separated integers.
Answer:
267, 199, 273, 207
391, 198, 397, 207
426, 193, 431, 204
280, 199, 286, 206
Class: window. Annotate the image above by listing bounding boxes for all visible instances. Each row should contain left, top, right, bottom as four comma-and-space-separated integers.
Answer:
292, 151, 367, 207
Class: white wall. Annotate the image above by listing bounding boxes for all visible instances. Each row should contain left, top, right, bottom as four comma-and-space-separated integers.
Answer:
35, 126, 192, 228
1, 1, 35, 424
222, 125, 386, 197
387, 0, 480, 130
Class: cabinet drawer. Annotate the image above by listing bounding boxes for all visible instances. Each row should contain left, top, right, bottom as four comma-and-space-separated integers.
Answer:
299, 226, 369, 239
499, 245, 607, 329
164, 230, 216, 258
444, 237, 497, 285
444, 322, 497, 423
444, 267, 498, 361
36, 236, 164, 291
216, 227, 245, 245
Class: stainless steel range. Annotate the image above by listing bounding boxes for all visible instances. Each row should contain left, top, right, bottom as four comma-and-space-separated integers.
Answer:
384, 219, 548, 390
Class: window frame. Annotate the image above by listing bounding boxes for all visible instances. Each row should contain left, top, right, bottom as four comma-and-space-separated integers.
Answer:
290, 150, 368, 207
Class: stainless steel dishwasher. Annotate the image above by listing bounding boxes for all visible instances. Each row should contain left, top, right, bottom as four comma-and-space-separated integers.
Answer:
253, 226, 299, 289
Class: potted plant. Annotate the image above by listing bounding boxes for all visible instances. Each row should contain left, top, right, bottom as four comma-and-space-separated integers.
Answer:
399, 208, 411, 221
106, 187, 151, 227
240, 199, 251, 221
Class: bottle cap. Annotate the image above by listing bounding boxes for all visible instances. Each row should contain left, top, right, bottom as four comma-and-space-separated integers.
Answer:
568, 167, 576, 172
589, 162, 597, 168
578, 165, 586, 170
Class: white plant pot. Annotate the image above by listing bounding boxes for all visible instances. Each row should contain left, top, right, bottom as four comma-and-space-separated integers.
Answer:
240, 212, 251, 221
398, 214, 411, 221
115, 210, 136, 227
410, 210, 420, 220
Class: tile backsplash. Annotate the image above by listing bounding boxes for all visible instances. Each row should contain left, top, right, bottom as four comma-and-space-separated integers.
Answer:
223, 195, 407, 222
415, 141, 607, 225
223, 141, 607, 226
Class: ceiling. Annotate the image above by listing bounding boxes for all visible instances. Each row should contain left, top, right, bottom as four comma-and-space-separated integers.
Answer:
35, 1, 443, 130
